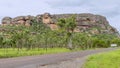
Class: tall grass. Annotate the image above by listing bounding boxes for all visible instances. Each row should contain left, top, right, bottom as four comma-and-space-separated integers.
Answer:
0, 48, 71, 58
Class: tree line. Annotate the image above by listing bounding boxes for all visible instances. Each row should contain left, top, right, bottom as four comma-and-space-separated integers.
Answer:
0, 16, 120, 51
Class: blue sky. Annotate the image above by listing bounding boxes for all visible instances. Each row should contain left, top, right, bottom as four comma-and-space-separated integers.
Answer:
0, 0, 120, 31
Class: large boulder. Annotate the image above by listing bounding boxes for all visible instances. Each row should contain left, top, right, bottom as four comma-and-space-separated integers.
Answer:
42, 13, 53, 24
25, 15, 34, 20
8, 15, 35, 26
12, 16, 25, 25
2, 17, 12, 24
36, 15, 42, 23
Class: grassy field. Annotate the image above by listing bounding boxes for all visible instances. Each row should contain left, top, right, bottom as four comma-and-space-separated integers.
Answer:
0, 48, 72, 58
83, 49, 120, 68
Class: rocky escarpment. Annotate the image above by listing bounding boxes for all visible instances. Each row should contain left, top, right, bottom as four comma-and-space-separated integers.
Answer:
1, 13, 119, 36
53, 13, 118, 34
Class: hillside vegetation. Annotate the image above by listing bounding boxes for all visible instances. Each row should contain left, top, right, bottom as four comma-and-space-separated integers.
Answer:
0, 16, 120, 58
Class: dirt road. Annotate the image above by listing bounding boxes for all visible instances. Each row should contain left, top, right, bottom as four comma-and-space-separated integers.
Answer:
0, 48, 117, 68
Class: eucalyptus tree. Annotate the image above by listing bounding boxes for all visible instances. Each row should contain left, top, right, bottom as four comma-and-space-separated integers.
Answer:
30, 19, 51, 50
9, 26, 30, 51
57, 16, 77, 50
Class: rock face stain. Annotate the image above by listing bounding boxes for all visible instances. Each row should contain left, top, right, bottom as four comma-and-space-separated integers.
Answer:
1, 13, 119, 36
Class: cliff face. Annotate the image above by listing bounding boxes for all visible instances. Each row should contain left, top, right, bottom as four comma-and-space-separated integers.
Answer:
1, 13, 119, 36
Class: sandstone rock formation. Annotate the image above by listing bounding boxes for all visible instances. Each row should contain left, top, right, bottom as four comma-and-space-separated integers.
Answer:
51, 13, 119, 35
1, 13, 119, 36
2, 15, 34, 26
2, 17, 12, 26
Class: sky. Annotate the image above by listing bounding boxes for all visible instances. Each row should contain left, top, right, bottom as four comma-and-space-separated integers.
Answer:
0, 0, 120, 31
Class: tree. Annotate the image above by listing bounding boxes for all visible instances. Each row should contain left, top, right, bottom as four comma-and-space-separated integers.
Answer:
57, 16, 77, 50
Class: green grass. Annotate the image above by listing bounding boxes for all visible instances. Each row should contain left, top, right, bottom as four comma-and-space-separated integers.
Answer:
83, 49, 120, 68
0, 48, 72, 58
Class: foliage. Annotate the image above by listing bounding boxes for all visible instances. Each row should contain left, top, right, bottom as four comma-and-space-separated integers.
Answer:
0, 16, 120, 58
57, 16, 77, 49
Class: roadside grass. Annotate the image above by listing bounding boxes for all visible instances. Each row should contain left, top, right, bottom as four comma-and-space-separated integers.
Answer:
0, 48, 74, 58
83, 49, 120, 68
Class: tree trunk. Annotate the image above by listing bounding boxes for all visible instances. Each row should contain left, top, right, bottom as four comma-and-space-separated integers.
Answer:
67, 37, 73, 50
